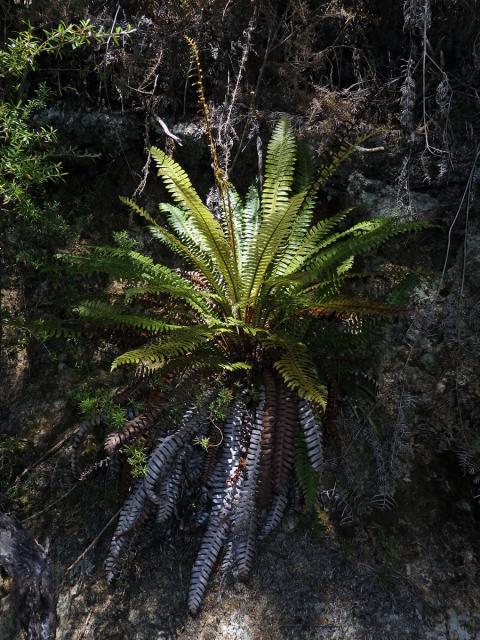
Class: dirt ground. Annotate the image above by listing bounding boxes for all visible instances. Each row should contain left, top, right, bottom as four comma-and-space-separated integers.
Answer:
1, 368, 479, 640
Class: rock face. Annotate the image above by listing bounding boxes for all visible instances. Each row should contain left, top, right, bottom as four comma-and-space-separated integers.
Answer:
0, 514, 57, 639
34, 109, 142, 156
2, 165, 479, 639
346, 170, 440, 219
2, 1, 480, 638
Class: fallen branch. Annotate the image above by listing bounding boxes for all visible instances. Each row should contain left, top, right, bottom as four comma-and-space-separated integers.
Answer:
153, 116, 183, 146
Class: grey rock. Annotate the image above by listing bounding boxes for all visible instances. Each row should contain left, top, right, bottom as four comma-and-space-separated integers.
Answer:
345, 171, 439, 218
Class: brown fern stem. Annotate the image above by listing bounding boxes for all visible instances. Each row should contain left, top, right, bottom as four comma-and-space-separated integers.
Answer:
112, 379, 148, 407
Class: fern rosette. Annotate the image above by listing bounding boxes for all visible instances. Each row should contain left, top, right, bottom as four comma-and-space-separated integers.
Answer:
63, 117, 424, 612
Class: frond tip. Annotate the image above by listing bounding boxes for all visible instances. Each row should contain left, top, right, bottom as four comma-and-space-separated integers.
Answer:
274, 352, 328, 411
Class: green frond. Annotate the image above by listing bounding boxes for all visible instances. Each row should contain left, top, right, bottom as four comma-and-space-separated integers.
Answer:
292, 140, 315, 193
119, 196, 153, 224
274, 137, 368, 267
297, 261, 355, 299
158, 349, 250, 377
111, 325, 230, 371
233, 183, 260, 270
307, 134, 371, 197
6, 317, 80, 339
121, 195, 226, 300
218, 361, 252, 371
386, 272, 420, 306
226, 186, 249, 270
242, 190, 306, 307
57, 245, 156, 282
159, 202, 212, 256
295, 429, 320, 511
147, 226, 227, 302
243, 183, 261, 226
274, 351, 327, 410
261, 117, 297, 218
150, 146, 241, 302
75, 301, 184, 333
274, 209, 352, 278
290, 219, 428, 287
261, 329, 307, 352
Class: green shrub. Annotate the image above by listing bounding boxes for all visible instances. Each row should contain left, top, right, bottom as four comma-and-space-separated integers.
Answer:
0, 20, 132, 269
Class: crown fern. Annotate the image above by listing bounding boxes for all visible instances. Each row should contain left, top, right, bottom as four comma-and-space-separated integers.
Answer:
64, 116, 425, 613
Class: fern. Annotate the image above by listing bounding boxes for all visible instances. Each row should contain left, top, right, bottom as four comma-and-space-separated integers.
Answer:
261, 117, 297, 218
62, 107, 427, 613
150, 147, 241, 304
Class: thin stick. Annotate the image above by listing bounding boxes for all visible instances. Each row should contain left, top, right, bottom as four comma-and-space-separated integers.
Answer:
440, 146, 480, 288
356, 146, 385, 153
78, 611, 94, 640
16, 429, 75, 482
22, 482, 81, 523
66, 506, 123, 573
105, 4, 121, 58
